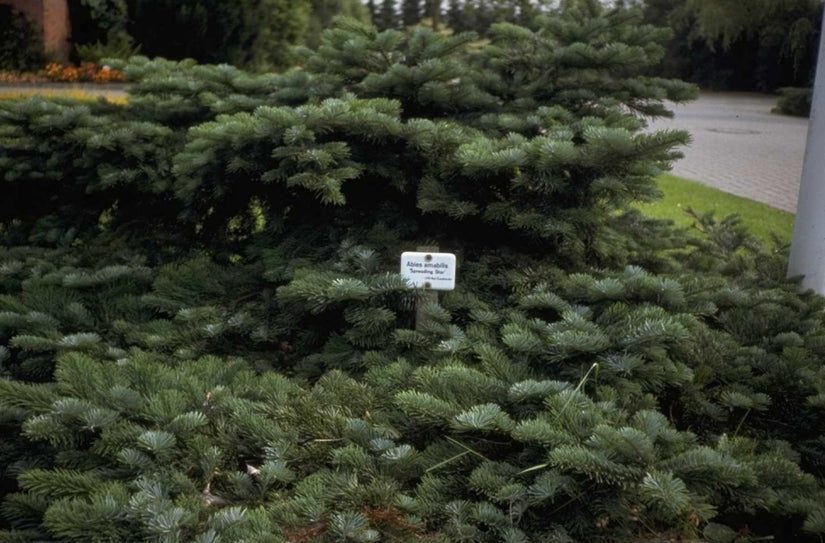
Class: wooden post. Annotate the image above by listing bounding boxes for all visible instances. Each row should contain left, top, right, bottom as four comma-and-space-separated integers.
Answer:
415, 245, 440, 331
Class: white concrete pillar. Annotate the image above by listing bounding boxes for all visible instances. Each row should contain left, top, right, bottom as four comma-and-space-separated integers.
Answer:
788, 16, 825, 293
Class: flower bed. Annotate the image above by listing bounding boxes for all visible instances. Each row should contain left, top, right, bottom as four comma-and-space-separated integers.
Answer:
44, 61, 126, 83
0, 62, 127, 85
0, 71, 45, 83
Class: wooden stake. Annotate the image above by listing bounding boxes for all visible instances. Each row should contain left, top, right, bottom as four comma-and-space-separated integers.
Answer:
415, 245, 440, 331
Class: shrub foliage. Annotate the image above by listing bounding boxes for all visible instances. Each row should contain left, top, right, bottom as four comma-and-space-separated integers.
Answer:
1, 3, 824, 542
0, 5, 43, 72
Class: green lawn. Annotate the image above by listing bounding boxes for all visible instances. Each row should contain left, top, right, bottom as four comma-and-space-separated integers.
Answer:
637, 173, 795, 243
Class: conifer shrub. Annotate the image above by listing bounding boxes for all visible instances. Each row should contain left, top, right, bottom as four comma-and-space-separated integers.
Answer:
1, 2, 824, 542
773, 87, 812, 117
0, 6, 42, 73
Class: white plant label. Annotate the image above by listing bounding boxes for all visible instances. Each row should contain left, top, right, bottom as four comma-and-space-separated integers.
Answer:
400, 251, 456, 290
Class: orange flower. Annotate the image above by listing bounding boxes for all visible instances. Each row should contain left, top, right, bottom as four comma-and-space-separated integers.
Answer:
42, 62, 125, 84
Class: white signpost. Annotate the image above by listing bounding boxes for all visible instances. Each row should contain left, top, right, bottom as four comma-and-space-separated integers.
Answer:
400, 251, 457, 290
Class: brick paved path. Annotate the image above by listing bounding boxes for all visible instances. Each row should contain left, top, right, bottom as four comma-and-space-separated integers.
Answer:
0, 82, 127, 99
648, 92, 809, 213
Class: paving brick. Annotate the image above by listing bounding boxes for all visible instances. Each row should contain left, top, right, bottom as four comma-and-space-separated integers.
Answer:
647, 92, 807, 213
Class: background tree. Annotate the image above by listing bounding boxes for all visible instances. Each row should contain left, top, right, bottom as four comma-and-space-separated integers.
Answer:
401, 0, 422, 26
0, 5, 43, 71
641, 0, 822, 91
433, 0, 549, 35
689, 0, 820, 88
67, 0, 128, 44
447, 0, 463, 29
366, 0, 378, 23
376, 0, 398, 29
124, 0, 310, 71
305, 0, 371, 49
424, 0, 442, 27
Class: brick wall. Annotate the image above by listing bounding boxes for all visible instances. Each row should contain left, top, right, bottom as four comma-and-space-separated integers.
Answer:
42, 0, 70, 62
1, 0, 71, 63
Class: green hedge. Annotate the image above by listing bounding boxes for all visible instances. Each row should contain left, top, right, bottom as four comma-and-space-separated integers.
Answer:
774, 87, 812, 117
